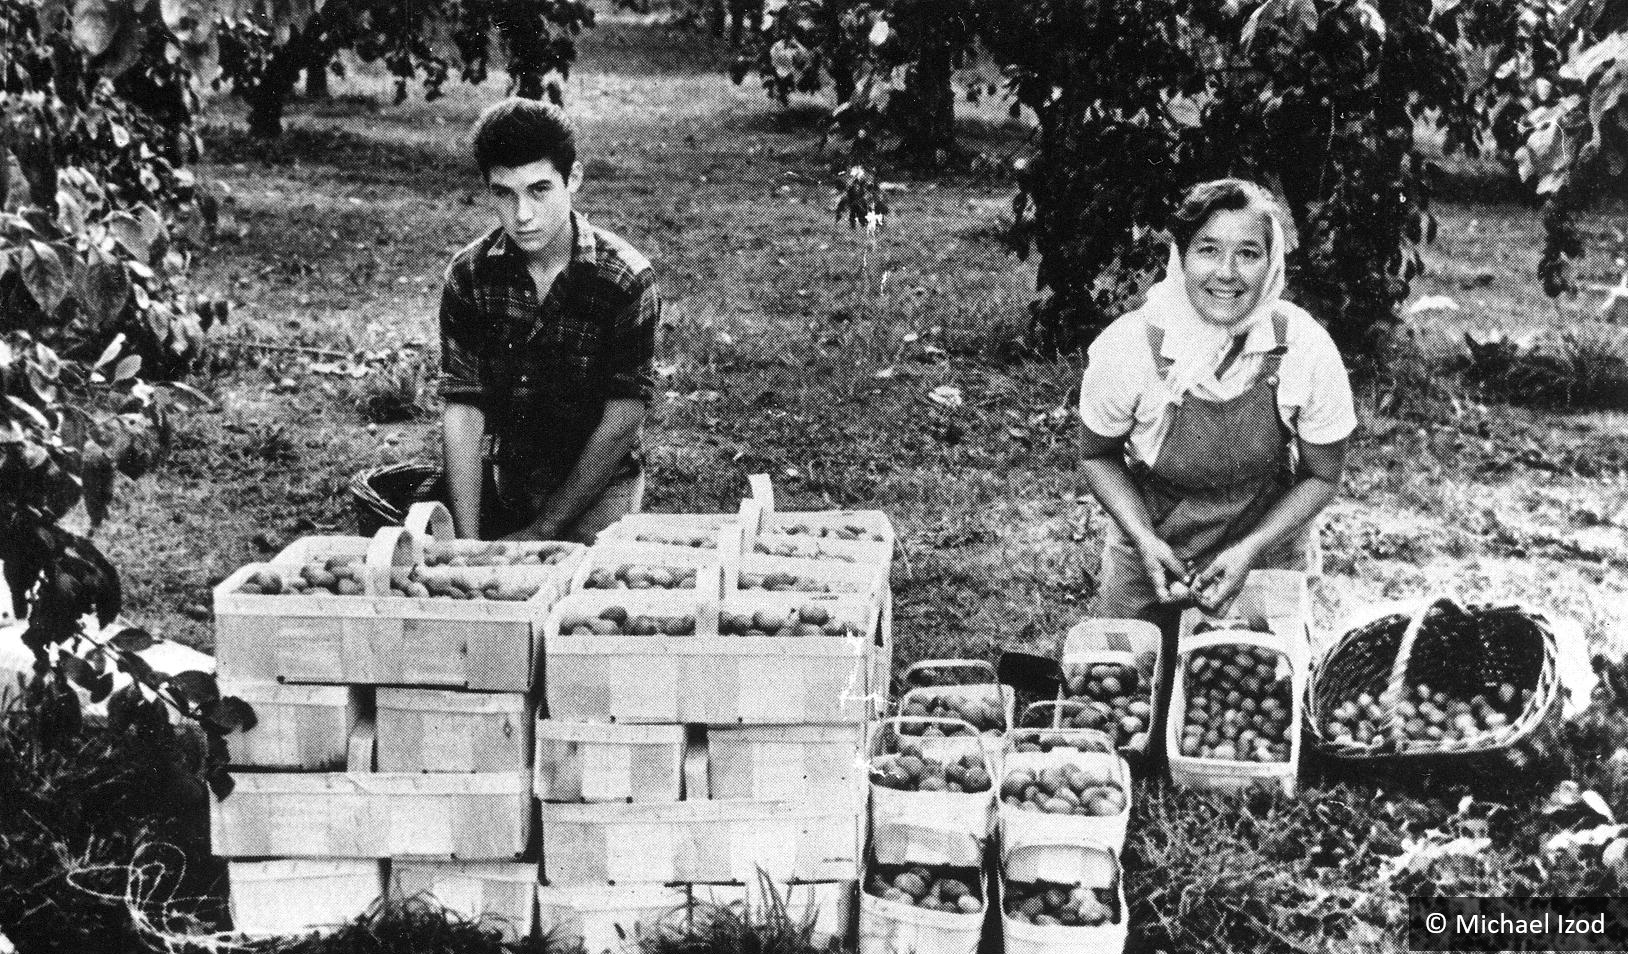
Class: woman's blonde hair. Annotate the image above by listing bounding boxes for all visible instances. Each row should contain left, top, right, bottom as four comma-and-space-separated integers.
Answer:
1169, 178, 1294, 255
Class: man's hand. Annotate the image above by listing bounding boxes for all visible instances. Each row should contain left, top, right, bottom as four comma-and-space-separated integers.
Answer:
1134, 532, 1190, 605
1193, 541, 1262, 615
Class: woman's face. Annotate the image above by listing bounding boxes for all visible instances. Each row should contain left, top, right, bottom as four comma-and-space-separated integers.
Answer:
1182, 208, 1271, 326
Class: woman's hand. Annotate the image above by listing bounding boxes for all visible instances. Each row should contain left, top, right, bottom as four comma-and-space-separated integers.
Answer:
1134, 533, 1191, 605
1193, 542, 1262, 614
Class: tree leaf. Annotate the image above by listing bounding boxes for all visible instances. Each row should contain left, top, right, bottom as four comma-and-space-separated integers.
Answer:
20, 240, 69, 314
81, 440, 115, 530
80, 254, 131, 330
72, 0, 121, 56
93, 332, 128, 372
107, 211, 151, 261
108, 624, 155, 652
57, 652, 100, 690
106, 682, 144, 732
207, 764, 236, 800
166, 669, 220, 708
201, 696, 258, 734
134, 204, 167, 260
114, 354, 142, 382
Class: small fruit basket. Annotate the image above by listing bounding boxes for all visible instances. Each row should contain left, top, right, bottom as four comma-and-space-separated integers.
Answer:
1051, 618, 1163, 762
868, 717, 996, 867
999, 724, 1131, 853
858, 861, 987, 954
1309, 597, 1563, 773
1000, 842, 1127, 954
1166, 625, 1305, 796
896, 660, 1016, 756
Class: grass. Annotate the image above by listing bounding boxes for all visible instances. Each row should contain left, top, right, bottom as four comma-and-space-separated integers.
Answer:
33, 9, 1628, 952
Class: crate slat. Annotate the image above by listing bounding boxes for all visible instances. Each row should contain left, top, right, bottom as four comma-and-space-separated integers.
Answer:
229, 859, 385, 937
211, 772, 530, 859
376, 689, 530, 773
223, 682, 358, 770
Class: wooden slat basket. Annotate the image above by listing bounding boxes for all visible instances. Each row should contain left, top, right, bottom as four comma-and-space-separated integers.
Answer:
999, 725, 1130, 854
1165, 627, 1305, 797
1000, 842, 1127, 954
867, 717, 995, 868
1054, 618, 1164, 764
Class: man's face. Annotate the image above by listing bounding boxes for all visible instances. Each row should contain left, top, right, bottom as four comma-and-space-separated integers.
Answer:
485, 158, 581, 258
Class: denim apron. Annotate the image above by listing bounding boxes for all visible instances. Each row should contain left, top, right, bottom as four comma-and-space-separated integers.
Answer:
1094, 312, 1309, 626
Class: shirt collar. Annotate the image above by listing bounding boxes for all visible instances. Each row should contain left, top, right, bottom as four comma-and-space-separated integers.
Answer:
1155, 307, 1279, 362
484, 211, 598, 267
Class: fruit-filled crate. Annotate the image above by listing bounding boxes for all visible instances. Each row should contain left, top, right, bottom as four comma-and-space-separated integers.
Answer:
999, 726, 1131, 854
537, 797, 858, 886
215, 529, 567, 691
859, 861, 987, 954
896, 660, 1016, 752
541, 589, 883, 725
211, 770, 530, 859
1000, 842, 1127, 954
1165, 627, 1305, 796
228, 859, 386, 937
689, 879, 856, 947
389, 861, 537, 944
536, 883, 689, 954
220, 682, 361, 771
1044, 618, 1164, 763
1308, 597, 1565, 773
867, 717, 996, 868
706, 723, 865, 807
534, 720, 687, 803
570, 545, 725, 596
375, 688, 530, 773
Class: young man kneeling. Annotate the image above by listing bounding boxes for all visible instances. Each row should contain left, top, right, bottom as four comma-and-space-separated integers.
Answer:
436, 98, 659, 543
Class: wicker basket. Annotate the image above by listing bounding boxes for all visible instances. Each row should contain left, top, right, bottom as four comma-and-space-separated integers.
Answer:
1307, 598, 1564, 775
350, 461, 440, 535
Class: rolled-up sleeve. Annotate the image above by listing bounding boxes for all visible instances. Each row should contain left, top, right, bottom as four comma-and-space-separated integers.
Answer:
602, 273, 659, 403
438, 263, 487, 409
1078, 321, 1141, 440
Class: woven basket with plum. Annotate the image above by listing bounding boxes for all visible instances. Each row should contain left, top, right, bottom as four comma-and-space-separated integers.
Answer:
1307, 598, 1563, 774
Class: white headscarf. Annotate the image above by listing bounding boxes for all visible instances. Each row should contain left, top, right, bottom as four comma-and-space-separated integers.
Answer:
1139, 209, 1288, 403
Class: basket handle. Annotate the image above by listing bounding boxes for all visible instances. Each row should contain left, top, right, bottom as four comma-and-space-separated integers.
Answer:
747, 473, 775, 513
362, 526, 421, 597
1016, 699, 1073, 730
1383, 596, 1458, 712
1002, 840, 1120, 888
902, 659, 999, 688
403, 501, 455, 542
1003, 724, 1118, 756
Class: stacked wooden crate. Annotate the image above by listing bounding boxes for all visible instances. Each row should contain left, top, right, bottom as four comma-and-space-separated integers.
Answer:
211, 506, 583, 940
536, 496, 894, 952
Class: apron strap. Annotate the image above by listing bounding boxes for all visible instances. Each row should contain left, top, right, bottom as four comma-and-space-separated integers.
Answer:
1144, 322, 1175, 378
1254, 312, 1290, 385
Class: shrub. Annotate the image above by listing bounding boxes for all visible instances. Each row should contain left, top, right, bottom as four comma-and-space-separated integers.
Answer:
1453, 327, 1628, 410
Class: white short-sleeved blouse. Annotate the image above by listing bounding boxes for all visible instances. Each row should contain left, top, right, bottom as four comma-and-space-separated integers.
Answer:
1078, 303, 1358, 467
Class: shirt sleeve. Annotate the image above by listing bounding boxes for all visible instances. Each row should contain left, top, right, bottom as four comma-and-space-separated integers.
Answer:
438, 261, 487, 409
602, 273, 659, 403
1287, 319, 1358, 445
1077, 320, 1143, 440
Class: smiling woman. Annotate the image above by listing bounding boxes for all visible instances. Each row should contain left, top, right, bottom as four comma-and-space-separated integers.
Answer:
1076, 178, 1357, 648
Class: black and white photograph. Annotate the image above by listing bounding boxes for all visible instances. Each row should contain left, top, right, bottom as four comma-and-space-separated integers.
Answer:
1, 0, 1625, 951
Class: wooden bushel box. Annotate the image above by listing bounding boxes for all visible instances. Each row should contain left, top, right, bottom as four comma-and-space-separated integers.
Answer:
223, 682, 358, 770
707, 724, 864, 804
543, 591, 878, 725
536, 883, 688, 954
212, 772, 529, 859
228, 859, 385, 937
538, 799, 858, 886
214, 561, 559, 692
535, 721, 686, 803
690, 880, 856, 946
391, 860, 537, 943
375, 689, 529, 773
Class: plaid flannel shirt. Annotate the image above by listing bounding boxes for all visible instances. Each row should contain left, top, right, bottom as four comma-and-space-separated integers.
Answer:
439, 211, 659, 484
